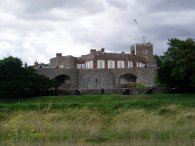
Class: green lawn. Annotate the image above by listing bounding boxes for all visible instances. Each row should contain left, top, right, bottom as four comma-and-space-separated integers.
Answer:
0, 94, 195, 146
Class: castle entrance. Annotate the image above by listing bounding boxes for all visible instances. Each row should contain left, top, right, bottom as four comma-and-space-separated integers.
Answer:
55, 75, 71, 89
119, 74, 137, 85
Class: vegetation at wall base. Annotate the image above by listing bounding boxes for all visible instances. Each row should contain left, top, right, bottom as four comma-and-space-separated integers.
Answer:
0, 94, 195, 145
119, 82, 145, 89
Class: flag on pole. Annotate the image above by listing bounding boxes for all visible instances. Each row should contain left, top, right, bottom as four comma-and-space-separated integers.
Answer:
134, 19, 137, 24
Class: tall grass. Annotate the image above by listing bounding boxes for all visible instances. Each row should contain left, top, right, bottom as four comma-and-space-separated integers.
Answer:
0, 94, 195, 145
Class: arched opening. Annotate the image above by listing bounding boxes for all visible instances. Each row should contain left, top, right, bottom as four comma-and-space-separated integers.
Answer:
55, 75, 71, 89
119, 74, 136, 85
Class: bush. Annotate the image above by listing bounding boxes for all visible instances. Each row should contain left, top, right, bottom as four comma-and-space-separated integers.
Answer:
119, 83, 145, 88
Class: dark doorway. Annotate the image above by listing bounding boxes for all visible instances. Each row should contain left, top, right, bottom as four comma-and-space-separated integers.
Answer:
55, 75, 71, 89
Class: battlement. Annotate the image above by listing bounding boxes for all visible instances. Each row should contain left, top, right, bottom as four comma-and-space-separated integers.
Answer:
135, 42, 153, 47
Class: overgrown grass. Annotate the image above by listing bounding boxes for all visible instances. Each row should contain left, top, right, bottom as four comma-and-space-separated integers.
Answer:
0, 94, 195, 145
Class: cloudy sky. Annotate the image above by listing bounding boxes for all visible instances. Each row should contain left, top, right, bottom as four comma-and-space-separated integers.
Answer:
0, 0, 195, 65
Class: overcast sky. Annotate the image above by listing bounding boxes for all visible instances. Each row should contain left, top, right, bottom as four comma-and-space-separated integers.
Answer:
0, 0, 195, 65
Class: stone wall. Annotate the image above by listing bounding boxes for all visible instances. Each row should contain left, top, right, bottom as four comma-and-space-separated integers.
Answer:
37, 67, 157, 89
37, 68, 79, 89
50, 54, 77, 69
78, 69, 115, 89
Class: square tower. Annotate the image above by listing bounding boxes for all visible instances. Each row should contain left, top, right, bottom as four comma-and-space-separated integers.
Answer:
131, 42, 154, 67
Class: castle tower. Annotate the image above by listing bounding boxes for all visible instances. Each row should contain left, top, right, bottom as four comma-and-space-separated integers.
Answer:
131, 42, 154, 67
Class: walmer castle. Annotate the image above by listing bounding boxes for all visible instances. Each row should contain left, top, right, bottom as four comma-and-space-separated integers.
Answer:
35, 42, 157, 90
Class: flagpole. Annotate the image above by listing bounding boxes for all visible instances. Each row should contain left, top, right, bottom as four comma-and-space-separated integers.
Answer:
133, 19, 137, 55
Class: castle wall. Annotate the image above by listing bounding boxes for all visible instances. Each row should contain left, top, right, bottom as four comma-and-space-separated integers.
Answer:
37, 68, 79, 89
78, 69, 115, 89
37, 67, 156, 89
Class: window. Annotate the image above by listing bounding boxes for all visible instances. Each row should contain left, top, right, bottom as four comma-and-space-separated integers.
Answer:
81, 64, 86, 69
77, 64, 85, 69
143, 50, 148, 54
59, 65, 64, 68
108, 60, 115, 69
77, 64, 81, 69
128, 61, 133, 68
117, 61, 124, 68
137, 62, 140, 67
85, 61, 93, 69
137, 62, 145, 67
97, 60, 105, 69
140, 63, 145, 67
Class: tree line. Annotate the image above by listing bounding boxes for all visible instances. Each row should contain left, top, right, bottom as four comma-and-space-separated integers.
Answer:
0, 57, 60, 98
156, 38, 195, 91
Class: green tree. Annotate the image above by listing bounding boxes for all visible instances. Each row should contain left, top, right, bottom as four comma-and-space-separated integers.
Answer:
0, 56, 59, 98
156, 38, 195, 88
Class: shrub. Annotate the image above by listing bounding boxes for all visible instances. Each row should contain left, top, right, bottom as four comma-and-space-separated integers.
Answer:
119, 83, 145, 88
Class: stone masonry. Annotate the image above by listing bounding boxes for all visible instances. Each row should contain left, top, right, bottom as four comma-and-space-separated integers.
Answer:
37, 67, 156, 89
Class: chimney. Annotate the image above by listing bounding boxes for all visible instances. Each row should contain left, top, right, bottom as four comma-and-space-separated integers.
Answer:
90, 49, 96, 54
56, 53, 62, 57
101, 48, 105, 52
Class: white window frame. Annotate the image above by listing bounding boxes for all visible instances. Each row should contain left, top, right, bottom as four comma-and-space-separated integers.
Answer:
137, 62, 145, 67
77, 64, 86, 69
117, 61, 124, 68
97, 60, 105, 69
59, 65, 64, 68
108, 60, 115, 69
85, 61, 93, 69
128, 61, 133, 68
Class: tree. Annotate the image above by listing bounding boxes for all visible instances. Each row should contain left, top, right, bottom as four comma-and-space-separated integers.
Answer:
156, 38, 195, 88
0, 56, 59, 98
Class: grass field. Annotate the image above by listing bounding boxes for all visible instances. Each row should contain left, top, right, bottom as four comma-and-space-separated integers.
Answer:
0, 94, 195, 146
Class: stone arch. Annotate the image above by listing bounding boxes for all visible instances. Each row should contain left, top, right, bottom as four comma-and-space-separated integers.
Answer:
119, 73, 137, 85
55, 74, 71, 89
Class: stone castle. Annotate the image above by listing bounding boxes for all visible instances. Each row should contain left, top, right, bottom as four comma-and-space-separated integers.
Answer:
35, 42, 157, 89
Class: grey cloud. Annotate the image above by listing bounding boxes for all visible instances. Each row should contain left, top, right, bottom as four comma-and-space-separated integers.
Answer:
20, 0, 105, 17
139, 23, 195, 55
0, 0, 105, 21
137, 0, 195, 12
106, 0, 129, 9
